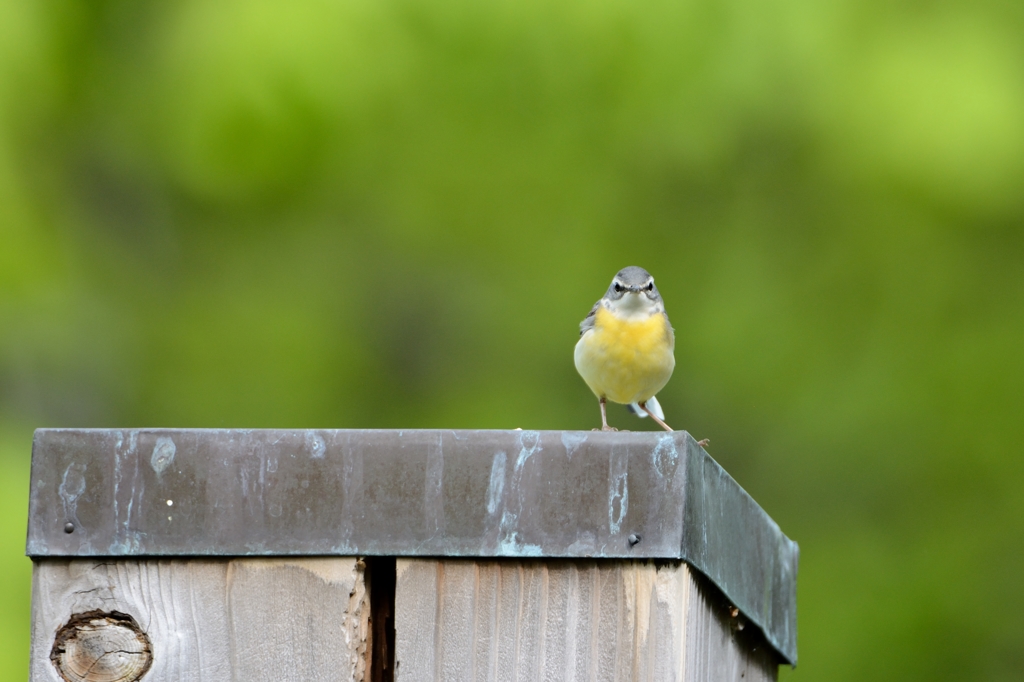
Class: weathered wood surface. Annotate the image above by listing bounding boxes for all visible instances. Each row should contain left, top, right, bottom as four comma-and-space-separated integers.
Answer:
395, 559, 777, 682
31, 558, 369, 682
50, 610, 152, 682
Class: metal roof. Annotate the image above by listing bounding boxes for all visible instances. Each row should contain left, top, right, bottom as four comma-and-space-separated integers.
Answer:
26, 428, 798, 664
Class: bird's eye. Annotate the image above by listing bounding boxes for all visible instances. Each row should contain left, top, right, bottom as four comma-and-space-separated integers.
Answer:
646, 282, 654, 291
613, 282, 624, 292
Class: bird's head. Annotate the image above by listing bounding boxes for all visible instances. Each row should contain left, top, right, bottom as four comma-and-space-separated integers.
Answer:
603, 266, 664, 314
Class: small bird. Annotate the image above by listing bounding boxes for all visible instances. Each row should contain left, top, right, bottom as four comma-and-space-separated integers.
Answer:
575, 266, 703, 441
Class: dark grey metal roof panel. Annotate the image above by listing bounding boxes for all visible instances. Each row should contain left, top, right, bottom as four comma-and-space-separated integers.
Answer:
26, 428, 798, 664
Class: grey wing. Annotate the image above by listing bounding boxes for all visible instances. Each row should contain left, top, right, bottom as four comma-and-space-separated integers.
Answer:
579, 301, 601, 336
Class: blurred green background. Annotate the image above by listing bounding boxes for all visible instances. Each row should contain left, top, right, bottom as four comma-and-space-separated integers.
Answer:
2, 0, 1023, 679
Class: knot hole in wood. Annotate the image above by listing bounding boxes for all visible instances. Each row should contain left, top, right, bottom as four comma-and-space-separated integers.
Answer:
50, 610, 153, 682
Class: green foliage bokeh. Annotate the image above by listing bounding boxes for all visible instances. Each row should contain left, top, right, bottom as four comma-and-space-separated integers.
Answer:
2, 0, 1023, 679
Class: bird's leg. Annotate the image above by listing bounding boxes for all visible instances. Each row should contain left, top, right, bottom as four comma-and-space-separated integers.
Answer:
696, 439, 710, 447
639, 401, 674, 432
599, 397, 617, 432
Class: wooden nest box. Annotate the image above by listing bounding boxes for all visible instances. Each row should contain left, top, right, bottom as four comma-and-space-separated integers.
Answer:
26, 429, 798, 681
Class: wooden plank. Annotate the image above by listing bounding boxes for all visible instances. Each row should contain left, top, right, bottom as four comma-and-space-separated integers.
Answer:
394, 559, 777, 682
682, 568, 778, 682
30, 558, 369, 682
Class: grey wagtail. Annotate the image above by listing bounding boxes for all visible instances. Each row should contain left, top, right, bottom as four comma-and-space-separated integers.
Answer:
575, 266, 708, 444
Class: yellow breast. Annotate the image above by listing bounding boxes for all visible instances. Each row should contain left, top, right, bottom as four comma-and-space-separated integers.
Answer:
574, 306, 675, 404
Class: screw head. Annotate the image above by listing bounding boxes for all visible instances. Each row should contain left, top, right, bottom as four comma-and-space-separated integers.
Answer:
63, 522, 75, 534
627, 533, 642, 546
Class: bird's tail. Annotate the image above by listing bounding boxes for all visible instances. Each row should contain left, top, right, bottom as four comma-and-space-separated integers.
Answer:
628, 396, 664, 421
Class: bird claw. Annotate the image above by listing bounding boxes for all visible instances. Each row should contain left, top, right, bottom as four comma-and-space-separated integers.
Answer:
696, 438, 710, 447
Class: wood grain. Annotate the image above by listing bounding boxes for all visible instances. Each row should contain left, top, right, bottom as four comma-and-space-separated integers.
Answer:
30, 558, 369, 682
394, 559, 777, 682
50, 610, 152, 682
32, 557, 778, 681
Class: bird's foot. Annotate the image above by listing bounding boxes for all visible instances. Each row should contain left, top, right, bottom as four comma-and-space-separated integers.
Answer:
696, 438, 710, 447
601, 426, 619, 432
639, 402, 674, 432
